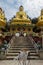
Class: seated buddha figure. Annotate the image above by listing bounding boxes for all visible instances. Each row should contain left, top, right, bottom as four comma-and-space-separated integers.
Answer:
38, 9, 43, 22
16, 6, 27, 19
0, 8, 5, 20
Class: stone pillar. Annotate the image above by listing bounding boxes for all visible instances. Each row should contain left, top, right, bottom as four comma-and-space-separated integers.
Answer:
42, 35, 43, 48
40, 27, 43, 48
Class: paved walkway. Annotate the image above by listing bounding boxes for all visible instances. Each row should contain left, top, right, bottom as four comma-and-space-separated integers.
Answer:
0, 60, 43, 65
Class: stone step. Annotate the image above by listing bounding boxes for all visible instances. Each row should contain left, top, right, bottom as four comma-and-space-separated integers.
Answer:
8, 50, 36, 53
6, 36, 39, 60
7, 50, 36, 53
8, 51, 20, 53
10, 46, 34, 48
28, 56, 39, 59
9, 50, 35, 52
9, 48, 35, 50
6, 54, 39, 57
11, 43, 33, 46
6, 55, 39, 60
30, 53, 39, 56
11, 46, 34, 48
11, 44, 33, 46
6, 53, 19, 56
7, 52, 39, 56
6, 55, 39, 59
6, 56, 17, 59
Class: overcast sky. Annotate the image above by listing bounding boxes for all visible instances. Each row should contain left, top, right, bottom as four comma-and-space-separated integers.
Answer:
0, 0, 43, 21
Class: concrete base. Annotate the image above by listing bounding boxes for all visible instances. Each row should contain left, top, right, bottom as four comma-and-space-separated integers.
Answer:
0, 52, 6, 60
0, 60, 43, 65
39, 49, 43, 59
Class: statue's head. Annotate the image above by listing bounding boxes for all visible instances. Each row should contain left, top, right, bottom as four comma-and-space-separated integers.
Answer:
19, 5, 24, 11
0, 8, 2, 12
41, 9, 43, 15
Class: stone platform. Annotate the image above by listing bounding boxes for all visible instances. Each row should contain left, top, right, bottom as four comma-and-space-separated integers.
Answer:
0, 60, 43, 65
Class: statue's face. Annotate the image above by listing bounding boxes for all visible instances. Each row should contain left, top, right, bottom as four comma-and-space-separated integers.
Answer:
41, 9, 43, 15
41, 12, 43, 15
19, 6, 24, 11
0, 8, 2, 13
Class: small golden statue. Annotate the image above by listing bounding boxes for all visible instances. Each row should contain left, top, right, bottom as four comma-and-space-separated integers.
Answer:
41, 9, 43, 15
38, 9, 43, 22
0, 7, 6, 27
16, 5, 27, 19
0, 8, 5, 20
10, 6, 31, 33
36, 9, 43, 26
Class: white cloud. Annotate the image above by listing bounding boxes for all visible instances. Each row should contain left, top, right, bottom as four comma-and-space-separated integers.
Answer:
21, 0, 43, 18
4, 5, 17, 21
6, 0, 14, 4
0, 0, 17, 21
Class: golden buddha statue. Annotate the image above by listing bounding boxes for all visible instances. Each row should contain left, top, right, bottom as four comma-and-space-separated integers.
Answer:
16, 5, 27, 19
0, 8, 5, 20
10, 6, 31, 33
36, 9, 43, 26
0, 8, 6, 27
11, 5, 31, 23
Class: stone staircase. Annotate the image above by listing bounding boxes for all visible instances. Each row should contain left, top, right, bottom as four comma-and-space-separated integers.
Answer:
6, 36, 40, 60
